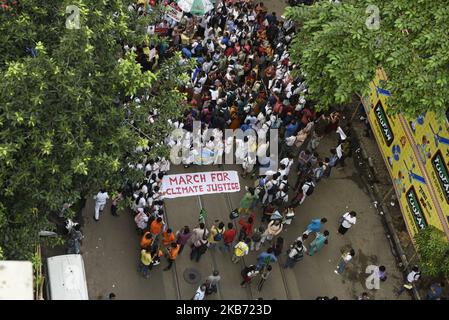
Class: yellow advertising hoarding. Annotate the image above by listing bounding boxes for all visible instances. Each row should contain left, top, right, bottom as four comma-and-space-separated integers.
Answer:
364, 68, 449, 240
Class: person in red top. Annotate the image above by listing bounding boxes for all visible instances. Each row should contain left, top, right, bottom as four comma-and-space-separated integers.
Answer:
162, 228, 175, 246
150, 217, 164, 236
238, 213, 255, 241
220, 222, 237, 253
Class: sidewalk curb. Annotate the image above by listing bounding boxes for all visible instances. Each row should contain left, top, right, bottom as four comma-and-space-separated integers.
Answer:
350, 125, 421, 300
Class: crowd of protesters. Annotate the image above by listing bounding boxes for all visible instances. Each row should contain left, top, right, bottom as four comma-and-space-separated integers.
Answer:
87, 0, 426, 300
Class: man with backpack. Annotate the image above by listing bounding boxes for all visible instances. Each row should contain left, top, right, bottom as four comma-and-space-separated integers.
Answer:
205, 270, 221, 296
208, 221, 225, 248
190, 223, 209, 262
313, 161, 326, 183
262, 174, 280, 205
283, 240, 304, 269
397, 266, 421, 296
291, 178, 315, 207
250, 226, 265, 251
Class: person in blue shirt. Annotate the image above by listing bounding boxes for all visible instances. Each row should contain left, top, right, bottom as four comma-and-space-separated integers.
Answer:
240, 120, 251, 132
285, 119, 299, 138
426, 282, 444, 300
303, 217, 328, 236
256, 248, 277, 270
266, 12, 278, 25
181, 47, 192, 59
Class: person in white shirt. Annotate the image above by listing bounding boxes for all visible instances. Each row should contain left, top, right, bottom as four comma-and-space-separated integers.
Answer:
193, 284, 207, 300
275, 189, 288, 204
132, 192, 147, 212
336, 126, 347, 142
338, 211, 357, 235
335, 249, 355, 274
280, 155, 294, 174
299, 178, 315, 205
262, 174, 280, 204
278, 163, 288, 178
283, 240, 305, 269
397, 266, 421, 296
134, 208, 149, 230
94, 189, 109, 221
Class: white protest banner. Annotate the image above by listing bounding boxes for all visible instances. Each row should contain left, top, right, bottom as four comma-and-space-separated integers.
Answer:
161, 171, 240, 199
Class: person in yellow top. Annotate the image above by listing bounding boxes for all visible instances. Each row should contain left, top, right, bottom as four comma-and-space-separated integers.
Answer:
139, 249, 153, 278
232, 238, 250, 264
208, 222, 225, 248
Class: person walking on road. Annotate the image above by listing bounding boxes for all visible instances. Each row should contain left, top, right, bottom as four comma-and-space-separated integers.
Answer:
334, 248, 355, 275
232, 238, 250, 263
134, 208, 149, 232
238, 212, 255, 241
150, 217, 164, 236
283, 240, 304, 269
338, 211, 357, 235
140, 231, 153, 250
257, 265, 272, 292
240, 265, 259, 287
192, 284, 207, 300
260, 219, 283, 246
377, 265, 387, 282
138, 248, 153, 279
251, 226, 265, 251
190, 223, 209, 262
296, 178, 315, 206
163, 242, 180, 271
239, 187, 258, 215
272, 236, 284, 257
205, 270, 221, 295
308, 230, 329, 256
256, 248, 277, 270
208, 221, 225, 249
162, 228, 175, 247
303, 217, 327, 236
221, 222, 237, 252
110, 191, 123, 216
396, 266, 421, 296
94, 189, 109, 221
175, 226, 192, 254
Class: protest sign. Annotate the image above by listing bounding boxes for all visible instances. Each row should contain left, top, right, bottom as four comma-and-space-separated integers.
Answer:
161, 171, 241, 199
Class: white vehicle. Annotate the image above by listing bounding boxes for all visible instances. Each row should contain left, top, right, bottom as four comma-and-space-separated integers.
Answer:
0, 261, 34, 300
46, 254, 88, 300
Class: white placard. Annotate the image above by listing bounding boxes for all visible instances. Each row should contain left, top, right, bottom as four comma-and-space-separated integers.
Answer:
161, 171, 241, 198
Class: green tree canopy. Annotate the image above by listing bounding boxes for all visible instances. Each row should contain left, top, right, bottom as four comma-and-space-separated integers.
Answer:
0, 0, 190, 259
414, 226, 449, 278
285, 0, 449, 118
